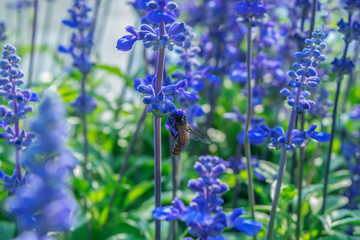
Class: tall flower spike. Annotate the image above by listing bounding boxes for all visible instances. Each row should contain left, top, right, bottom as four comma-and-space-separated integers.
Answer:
59, 0, 98, 114
0, 44, 38, 184
7, 93, 78, 239
116, 1, 186, 239
262, 31, 330, 240
153, 156, 262, 239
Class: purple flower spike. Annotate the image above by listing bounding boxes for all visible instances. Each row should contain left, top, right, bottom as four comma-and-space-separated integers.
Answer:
153, 156, 262, 239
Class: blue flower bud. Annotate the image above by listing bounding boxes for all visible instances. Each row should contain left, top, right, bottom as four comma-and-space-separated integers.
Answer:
312, 50, 321, 57
294, 52, 305, 59
147, 1, 159, 10
280, 88, 292, 97
142, 95, 156, 104
292, 62, 301, 69
287, 70, 297, 78
166, 2, 178, 10
137, 84, 154, 94
307, 67, 317, 76
157, 91, 165, 101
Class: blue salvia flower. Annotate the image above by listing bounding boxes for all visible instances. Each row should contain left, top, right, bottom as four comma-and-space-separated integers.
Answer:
0, 45, 38, 185
235, 0, 267, 19
349, 105, 360, 120
59, 0, 97, 114
134, 74, 187, 117
0, 22, 6, 42
153, 155, 262, 239
247, 31, 330, 147
117, 21, 186, 52
342, 0, 360, 12
7, 93, 78, 239
117, 1, 188, 117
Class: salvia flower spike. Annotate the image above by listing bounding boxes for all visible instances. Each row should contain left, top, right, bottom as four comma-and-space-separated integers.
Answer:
7, 93, 78, 239
262, 30, 330, 240
0, 44, 38, 186
153, 155, 262, 239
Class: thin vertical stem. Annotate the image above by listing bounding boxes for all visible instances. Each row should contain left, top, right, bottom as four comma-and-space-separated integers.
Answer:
170, 147, 179, 240
321, 74, 343, 213
10, 70, 22, 180
245, 20, 256, 229
294, 2, 317, 238
36, 0, 54, 77
320, 37, 350, 220
16, 10, 22, 49
267, 81, 304, 240
27, 0, 38, 88
81, 73, 90, 178
308, 0, 317, 37
296, 113, 305, 240
154, 21, 166, 240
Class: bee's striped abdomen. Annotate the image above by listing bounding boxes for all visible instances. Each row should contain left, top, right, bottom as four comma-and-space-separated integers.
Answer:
172, 142, 182, 155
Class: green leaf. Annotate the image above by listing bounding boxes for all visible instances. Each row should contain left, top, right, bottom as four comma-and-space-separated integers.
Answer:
0, 221, 15, 240
332, 217, 360, 228
123, 180, 154, 208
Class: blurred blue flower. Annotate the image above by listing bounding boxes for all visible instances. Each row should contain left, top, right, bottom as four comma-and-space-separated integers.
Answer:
349, 105, 360, 120
7, 93, 78, 238
70, 94, 98, 114
153, 155, 262, 239
0, 22, 6, 42
235, 0, 267, 18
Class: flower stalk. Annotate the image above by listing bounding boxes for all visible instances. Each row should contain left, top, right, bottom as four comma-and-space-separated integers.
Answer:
245, 19, 257, 232
154, 21, 166, 240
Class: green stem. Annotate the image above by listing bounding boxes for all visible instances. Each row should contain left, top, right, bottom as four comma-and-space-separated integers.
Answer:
296, 114, 305, 240
267, 79, 305, 240
245, 20, 257, 239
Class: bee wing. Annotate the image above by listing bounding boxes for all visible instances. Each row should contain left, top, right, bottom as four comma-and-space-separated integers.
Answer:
188, 125, 211, 144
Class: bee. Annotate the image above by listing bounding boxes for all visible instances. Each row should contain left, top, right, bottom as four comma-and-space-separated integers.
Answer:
166, 110, 211, 155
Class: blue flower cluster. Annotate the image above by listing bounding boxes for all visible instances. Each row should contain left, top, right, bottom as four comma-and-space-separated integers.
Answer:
248, 123, 330, 150
247, 31, 331, 148
59, 0, 95, 74
0, 22, 6, 42
153, 155, 262, 239
0, 170, 30, 195
349, 105, 360, 120
342, 0, 360, 11
70, 94, 98, 114
0, 45, 38, 150
59, 0, 97, 114
235, 0, 267, 19
134, 75, 188, 117
7, 94, 78, 239
118, 0, 191, 117
117, 21, 186, 52
281, 30, 327, 113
